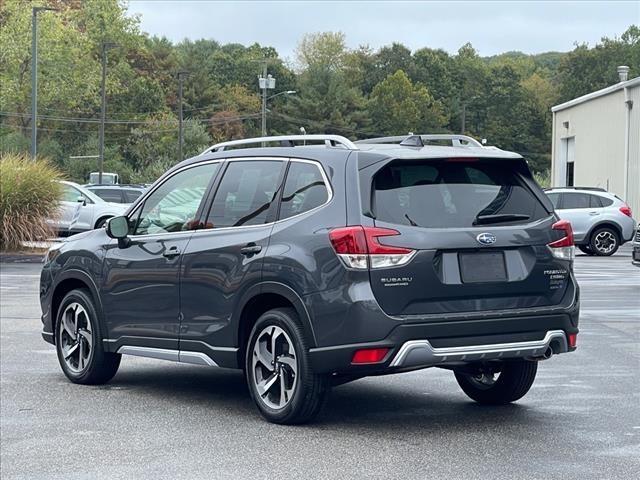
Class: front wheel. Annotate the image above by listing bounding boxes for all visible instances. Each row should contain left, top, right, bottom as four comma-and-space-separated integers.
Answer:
454, 360, 538, 405
55, 289, 121, 384
245, 308, 330, 424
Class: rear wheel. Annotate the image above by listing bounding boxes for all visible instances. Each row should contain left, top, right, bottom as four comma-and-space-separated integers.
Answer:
55, 289, 120, 384
245, 308, 330, 424
590, 227, 619, 256
95, 216, 111, 229
454, 360, 538, 405
578, 245, 595, 255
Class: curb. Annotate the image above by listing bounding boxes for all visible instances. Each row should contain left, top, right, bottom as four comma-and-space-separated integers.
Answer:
0, 252, 44, 264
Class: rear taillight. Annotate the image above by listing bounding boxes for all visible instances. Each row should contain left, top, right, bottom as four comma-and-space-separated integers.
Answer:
567, 332, 577, 348
351, 348, 390, 365
548, 220, 575, 260
329, 226, 416, 269
620, 205, 632, 217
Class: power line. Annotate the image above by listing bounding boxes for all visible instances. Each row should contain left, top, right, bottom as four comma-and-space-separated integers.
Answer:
0, 111, 262, 125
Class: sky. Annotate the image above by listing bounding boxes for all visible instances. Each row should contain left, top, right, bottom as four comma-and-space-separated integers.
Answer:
126, 0, 639, 60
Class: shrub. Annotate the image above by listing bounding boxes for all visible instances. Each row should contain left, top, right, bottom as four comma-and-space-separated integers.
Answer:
0, 153, 63, 251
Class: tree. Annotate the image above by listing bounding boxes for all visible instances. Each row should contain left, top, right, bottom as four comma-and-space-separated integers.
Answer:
368, 70, 446, 135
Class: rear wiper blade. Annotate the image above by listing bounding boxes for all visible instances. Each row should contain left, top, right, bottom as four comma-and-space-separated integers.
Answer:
473, 214, 530, 225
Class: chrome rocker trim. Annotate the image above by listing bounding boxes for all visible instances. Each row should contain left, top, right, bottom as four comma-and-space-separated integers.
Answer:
117, 346, 219, 367
390, 330, 568, 368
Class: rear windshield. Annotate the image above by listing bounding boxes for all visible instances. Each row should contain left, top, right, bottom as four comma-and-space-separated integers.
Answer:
372, 160, 548, 228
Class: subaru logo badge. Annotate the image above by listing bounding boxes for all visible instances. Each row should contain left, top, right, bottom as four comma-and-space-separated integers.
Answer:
476, 232, 496, 246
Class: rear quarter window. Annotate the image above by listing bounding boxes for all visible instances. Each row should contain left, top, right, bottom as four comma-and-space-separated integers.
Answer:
372, 160, 548, 228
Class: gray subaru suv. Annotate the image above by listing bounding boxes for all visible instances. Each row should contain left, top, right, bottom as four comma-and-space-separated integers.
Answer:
40, 134, 579, 424
545, 187, 636, 256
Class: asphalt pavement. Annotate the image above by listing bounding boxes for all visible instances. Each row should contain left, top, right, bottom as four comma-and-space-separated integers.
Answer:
1, 247, 639, 479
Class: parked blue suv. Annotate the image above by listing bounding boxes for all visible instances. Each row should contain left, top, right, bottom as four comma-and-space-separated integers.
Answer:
40, 134, 579, 424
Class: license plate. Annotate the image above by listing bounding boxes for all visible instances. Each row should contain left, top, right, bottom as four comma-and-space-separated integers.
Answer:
459, 252, 507, 283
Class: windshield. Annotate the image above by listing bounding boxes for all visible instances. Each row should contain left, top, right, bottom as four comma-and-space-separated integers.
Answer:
372, 159, 548, 228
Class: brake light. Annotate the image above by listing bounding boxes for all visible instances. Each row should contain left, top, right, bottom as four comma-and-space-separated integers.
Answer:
548, 220, 575, 260
329, 226, 415, 269
620, 205, 632, 217
351, 348, 390, 365
567, 332, 577, 348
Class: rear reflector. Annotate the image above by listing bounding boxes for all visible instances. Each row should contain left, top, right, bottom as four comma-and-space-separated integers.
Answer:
351, 348, 390, 365
329, 226, 415, 270
620, 205, 632, 217
567, 333, 577, 348
548, 220, 575, 260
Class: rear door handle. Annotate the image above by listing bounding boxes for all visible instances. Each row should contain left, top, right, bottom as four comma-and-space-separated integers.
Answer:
588, 211, 600, 216
240, 244, 262, 256
162, 246, 181, 259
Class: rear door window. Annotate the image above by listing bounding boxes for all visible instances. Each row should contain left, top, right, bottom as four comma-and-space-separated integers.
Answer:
123, 189, 143, 203
562, 193, 591, 209
372, 160, 548, 228
94, 189, 123, 203
278, 161, 329, 220
207, 160, 284, 228
546, 193, 561, 208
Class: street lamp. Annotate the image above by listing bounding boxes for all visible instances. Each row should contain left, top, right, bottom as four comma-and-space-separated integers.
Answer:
177, 71, 190, 161
30, 6, 58, 159
98, 42, 118, 185
267, 90, 296, 101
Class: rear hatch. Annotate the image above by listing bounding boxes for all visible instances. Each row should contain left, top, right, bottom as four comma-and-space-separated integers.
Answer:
362, 157, 573, 316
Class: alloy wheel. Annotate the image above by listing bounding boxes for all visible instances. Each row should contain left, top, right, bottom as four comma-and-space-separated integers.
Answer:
59, 302, 93, 373
251, 325, 298, 410
594, 231, 617, 254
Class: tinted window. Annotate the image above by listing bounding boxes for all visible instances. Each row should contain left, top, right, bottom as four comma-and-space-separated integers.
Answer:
562, 193, 590, 209
207, 161, 284, 228
279, 162, 329, 220
598, 196, 613, 207
547, 193, 561, 208
92, 189, 123, 203
123, 189, 143, 203
372, 160, 547, 228
131, 163, 218, 236
62, 185, 81, 202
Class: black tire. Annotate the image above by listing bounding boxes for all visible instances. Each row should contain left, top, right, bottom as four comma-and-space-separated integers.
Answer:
95, 217, 111, 229
578, 245, 594, 255
245, 308, 330, 424
454, 360, 538, 405
589, 227, 619, 256
55, 288, 120, 385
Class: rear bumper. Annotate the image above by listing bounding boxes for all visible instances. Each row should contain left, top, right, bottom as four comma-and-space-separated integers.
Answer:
309, 309, 578, 374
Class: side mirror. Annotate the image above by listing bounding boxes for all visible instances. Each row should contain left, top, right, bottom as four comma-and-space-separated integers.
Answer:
106, 216, 129, 239
77, 196, 86, 206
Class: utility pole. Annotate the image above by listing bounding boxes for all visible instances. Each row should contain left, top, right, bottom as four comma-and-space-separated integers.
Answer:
177, 71, 189, 161
258, 64, 276, 141
30, 6, 57, 160
460, 103, 466, 134
98, 42, 117, 185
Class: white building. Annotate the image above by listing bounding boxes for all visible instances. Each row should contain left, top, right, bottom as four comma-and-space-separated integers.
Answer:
551, 66, 640, 216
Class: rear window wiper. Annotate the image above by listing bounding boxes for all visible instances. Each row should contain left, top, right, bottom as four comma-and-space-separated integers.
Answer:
473, 214, 530, 225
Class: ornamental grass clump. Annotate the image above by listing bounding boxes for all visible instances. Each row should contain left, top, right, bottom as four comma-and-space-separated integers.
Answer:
0, 153, 63, 251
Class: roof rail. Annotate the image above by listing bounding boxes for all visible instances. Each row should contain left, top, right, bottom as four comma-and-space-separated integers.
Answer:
544, 186, 607, 192
355, 134, 483, 148
201, 134, 358, 154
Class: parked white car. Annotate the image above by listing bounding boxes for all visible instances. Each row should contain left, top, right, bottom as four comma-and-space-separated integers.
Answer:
48, 181, 128, 235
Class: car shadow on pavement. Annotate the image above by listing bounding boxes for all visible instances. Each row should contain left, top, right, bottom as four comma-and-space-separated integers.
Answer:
102, 365, 546, 432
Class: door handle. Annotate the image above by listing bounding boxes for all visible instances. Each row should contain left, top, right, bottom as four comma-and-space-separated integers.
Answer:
162, 246, 181, 259
588, 211, 600, 216
240, 244, 262, 256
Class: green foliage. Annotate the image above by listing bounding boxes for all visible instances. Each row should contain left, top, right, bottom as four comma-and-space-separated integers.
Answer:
0, 0, 637, 184
0, 153, 62, 250
368, 70, 446, 134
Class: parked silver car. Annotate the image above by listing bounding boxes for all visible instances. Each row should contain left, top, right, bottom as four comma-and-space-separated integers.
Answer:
545, 187, 636, 256
632, 227, 640, 266
48, 181, 128, 235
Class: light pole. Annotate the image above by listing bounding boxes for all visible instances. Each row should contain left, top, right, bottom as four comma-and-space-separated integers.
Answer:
177, 71, 189, 161
98, 42, 117, 185
30, 6, 57, 160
